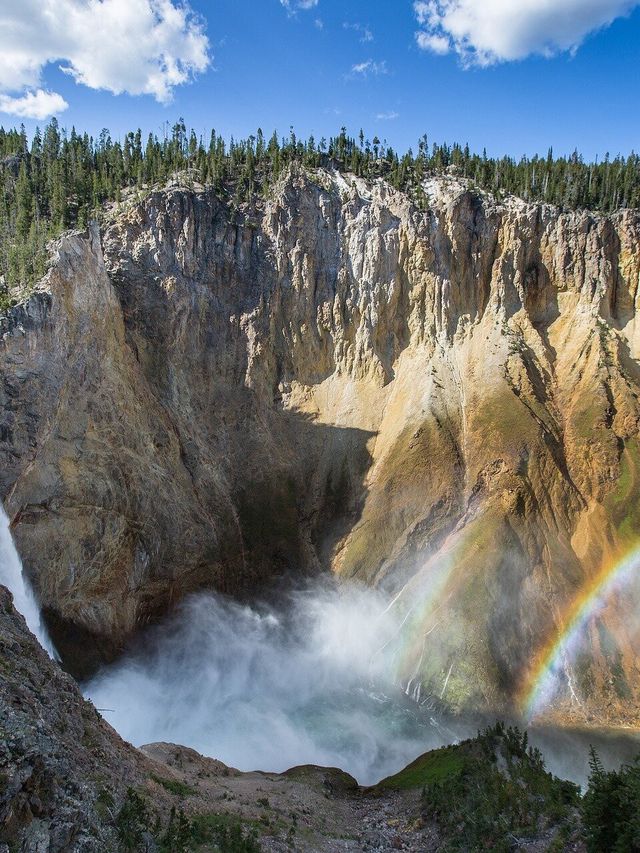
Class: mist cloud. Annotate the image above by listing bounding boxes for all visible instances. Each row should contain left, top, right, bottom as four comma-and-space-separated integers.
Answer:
85, 581, 462, 784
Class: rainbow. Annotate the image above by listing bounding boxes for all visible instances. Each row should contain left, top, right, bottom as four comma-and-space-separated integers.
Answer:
521, 544, 640, 720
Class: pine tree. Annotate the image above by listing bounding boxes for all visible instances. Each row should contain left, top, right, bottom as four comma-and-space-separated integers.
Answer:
15, 161, 32, 240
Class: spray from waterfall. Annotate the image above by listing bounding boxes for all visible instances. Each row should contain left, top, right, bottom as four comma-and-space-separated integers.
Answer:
85, 581, 477, 784
0, 506, 58, 658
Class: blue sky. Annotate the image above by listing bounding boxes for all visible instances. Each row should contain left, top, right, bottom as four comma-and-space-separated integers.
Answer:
1, 0, 639, 160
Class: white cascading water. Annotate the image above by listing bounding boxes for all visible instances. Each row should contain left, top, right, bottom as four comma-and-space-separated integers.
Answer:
0, 505, 57, 658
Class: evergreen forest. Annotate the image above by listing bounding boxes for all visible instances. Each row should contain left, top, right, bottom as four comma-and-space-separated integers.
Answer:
2, 119, 639, 301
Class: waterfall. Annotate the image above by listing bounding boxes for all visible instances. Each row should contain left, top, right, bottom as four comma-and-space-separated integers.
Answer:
0, 506, 58, 658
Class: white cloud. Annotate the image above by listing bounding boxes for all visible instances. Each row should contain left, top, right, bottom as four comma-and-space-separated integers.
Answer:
0, 89, 69, 120
376, 111, 399, 120
416, 31, 450, 54
343, 22, 374, 42
413, 0, 639, 66
350, 59, 388, 76
280, 0, 319, 12
0, 0, 210, 117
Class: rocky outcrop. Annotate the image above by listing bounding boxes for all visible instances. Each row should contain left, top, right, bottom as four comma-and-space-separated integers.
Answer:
1, 167, 639, 720
0, 584, 149, 851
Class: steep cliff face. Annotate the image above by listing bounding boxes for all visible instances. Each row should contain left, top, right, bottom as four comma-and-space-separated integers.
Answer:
1, 167, 639, 720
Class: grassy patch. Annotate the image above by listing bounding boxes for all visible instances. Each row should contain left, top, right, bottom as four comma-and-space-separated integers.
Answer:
604, 439, 640, 546
283, 766, 358, 795
151, 774, 197, 798
373, 744, 465, 791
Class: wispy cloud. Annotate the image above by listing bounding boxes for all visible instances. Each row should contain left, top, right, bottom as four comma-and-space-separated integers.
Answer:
376, 110, 399, 120
350, 59, 388, 77
413, 0, 640, 66
343, 22, 374, 43
280, 0, 319, 13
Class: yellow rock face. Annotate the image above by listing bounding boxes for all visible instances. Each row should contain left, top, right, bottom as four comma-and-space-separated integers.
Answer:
1, 168, 639, 722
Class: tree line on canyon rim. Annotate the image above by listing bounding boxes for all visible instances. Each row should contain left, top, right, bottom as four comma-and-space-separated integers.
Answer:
1, 118, 640, 304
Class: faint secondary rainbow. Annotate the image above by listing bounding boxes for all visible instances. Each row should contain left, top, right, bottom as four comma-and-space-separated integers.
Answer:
521, 544, 640, 720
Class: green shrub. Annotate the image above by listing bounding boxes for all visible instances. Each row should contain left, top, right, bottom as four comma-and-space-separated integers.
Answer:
151, 774, 196, 798
158, 806, 193, 853
420, 723, 579, 851
582, 746, 640, 852
117, 788, 152, 851
116, 788, 260, 852
190, 813, 260, 852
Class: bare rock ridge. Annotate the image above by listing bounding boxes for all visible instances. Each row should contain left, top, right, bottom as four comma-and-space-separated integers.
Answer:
1, 166, 639, 719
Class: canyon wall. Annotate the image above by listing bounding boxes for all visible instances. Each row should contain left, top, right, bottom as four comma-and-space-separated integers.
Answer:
1, 167, 639, 720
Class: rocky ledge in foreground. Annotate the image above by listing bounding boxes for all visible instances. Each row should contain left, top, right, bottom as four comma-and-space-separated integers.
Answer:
0, 583, 596, 852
